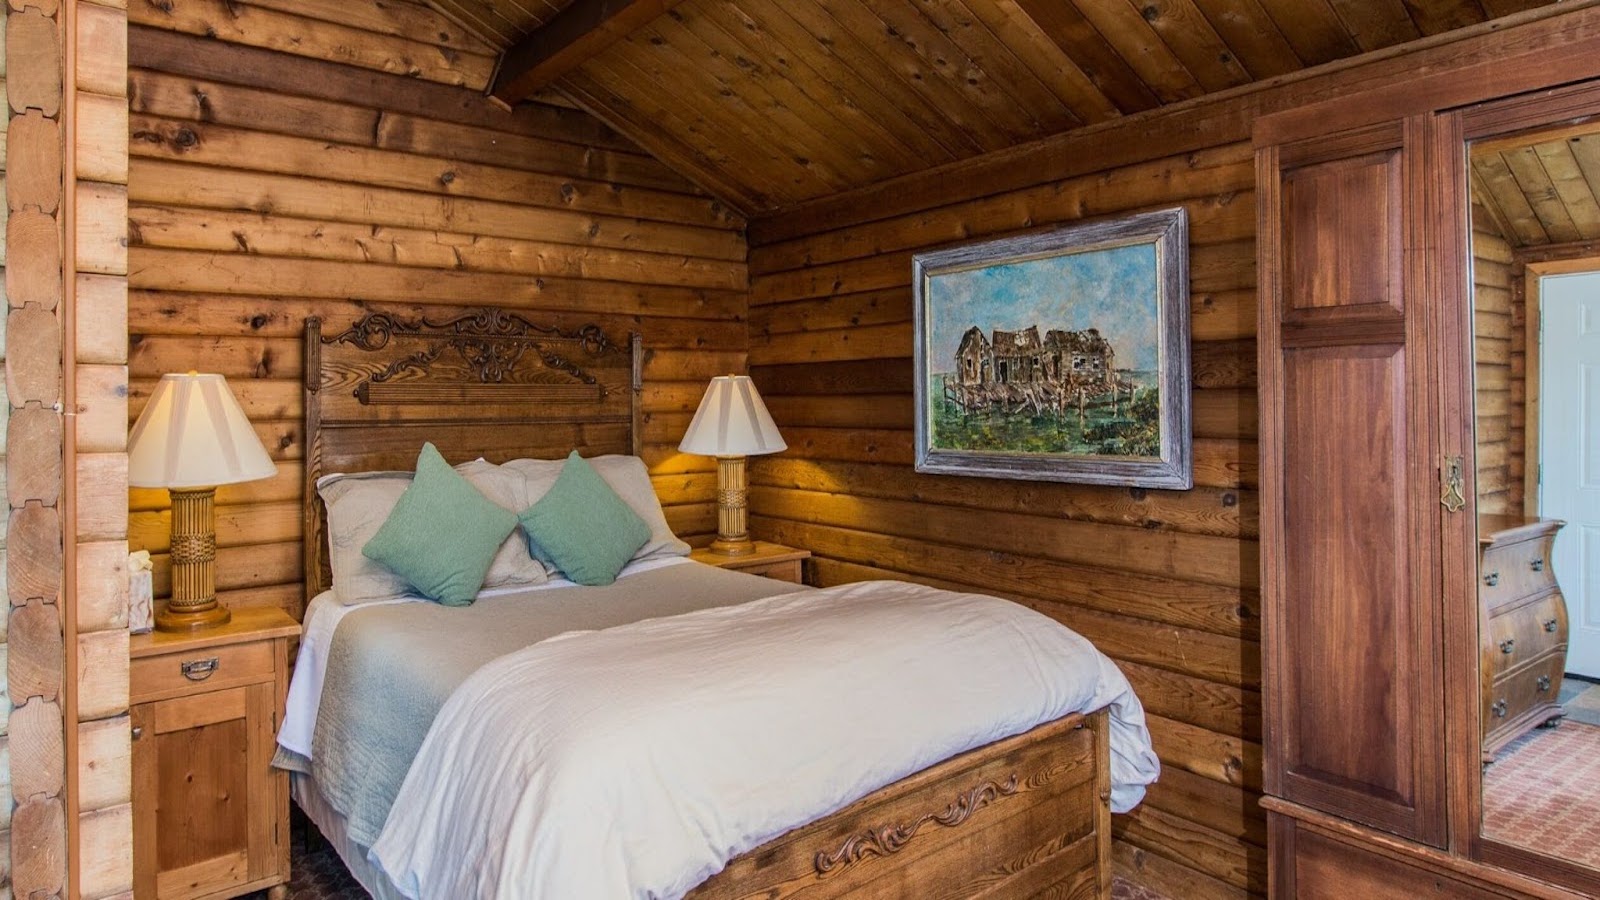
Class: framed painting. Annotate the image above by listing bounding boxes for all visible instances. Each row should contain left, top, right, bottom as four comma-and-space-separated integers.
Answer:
913, 207, 1192, 489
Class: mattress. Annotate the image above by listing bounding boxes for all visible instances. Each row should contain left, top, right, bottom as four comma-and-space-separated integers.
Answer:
277, 558, 808, 847
292, 771, 406, 900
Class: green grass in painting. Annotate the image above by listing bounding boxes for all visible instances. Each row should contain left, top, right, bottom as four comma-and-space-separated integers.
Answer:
930, 379, 1161, 458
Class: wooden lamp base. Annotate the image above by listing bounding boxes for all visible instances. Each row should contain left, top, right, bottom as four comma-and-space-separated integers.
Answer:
155, 603, 231, 632
705, 455, 756, 556
155, 486, 232, 632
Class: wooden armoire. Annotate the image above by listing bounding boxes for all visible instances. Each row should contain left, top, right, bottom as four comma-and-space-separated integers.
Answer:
1255, 16, 1600, 899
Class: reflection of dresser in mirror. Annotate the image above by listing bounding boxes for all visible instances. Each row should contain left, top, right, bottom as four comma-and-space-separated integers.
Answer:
1479, 515, 1569, 761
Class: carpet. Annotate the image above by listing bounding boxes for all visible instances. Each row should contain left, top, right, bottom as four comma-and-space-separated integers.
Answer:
248, 839, 1169, 899
1482, 719, 1600, 870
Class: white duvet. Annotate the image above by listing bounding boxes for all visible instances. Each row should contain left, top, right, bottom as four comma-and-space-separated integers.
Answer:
369, 579, 1159, 900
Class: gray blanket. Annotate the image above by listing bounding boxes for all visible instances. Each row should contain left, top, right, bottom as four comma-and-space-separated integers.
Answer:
275, 562, 805, 847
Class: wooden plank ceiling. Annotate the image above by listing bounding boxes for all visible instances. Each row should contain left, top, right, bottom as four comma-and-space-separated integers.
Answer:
434, 0, 1559, 213
1472, 123, 1600, 249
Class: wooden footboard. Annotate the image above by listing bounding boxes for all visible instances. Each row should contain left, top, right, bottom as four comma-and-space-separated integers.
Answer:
687, 709, 1112, 900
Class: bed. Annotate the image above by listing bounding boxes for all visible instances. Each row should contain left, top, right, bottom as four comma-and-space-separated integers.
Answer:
284, 308, 1157, 899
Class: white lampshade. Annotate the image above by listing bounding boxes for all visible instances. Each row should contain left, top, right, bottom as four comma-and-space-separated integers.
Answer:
679, 375, 786, 457
128, 373, 278, 489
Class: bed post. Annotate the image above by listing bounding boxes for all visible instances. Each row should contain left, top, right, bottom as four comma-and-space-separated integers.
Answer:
1095, 708, 1113, 899
303, 317, 326, 612
630, 332, 643, 457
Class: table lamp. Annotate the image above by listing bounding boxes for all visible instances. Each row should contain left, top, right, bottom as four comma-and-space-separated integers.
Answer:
128, 372, 278, 631
679, 375, 786, 556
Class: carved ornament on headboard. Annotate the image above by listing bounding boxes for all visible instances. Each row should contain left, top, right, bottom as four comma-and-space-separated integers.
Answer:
302, 307, 644, 606
322, 309, 625, 402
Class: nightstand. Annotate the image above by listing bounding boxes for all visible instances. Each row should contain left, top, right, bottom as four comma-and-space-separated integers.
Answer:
131, 607, 300, 900
690, 541, 811, 584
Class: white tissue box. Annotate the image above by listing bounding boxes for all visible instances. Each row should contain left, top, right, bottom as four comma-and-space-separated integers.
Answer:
129, 569, 153, 634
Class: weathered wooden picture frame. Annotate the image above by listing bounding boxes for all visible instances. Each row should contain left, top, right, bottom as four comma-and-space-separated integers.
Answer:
913, 207, 1192, 489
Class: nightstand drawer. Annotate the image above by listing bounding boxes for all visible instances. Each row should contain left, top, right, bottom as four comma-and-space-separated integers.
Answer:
131, 640, 275, 703
736, 559, 803, 583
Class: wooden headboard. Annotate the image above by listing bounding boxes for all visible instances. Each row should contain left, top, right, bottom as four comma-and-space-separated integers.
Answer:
302, 308, 642, 603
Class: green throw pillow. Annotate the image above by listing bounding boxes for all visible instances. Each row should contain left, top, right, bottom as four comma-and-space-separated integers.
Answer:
362, 443, 517, 606
519, 451, 650, 586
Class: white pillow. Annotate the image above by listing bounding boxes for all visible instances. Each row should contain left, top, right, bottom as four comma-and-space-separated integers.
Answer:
503, 454, 690, 567
318, 461, 547, 606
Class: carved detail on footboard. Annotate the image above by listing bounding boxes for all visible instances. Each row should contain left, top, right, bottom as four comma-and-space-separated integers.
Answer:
813, 774, 1021, 878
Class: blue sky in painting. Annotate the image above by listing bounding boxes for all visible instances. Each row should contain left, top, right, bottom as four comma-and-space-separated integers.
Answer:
927, 242, 1160, 373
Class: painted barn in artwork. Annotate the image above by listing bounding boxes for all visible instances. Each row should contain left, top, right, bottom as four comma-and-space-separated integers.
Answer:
956, 326, 992, 386
948, 323, 1122, 419
956, 325, 1116, 391
1044, 329, 1115, 386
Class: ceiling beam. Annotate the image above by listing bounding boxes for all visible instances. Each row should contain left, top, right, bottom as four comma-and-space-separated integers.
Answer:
489, 0, 685, 106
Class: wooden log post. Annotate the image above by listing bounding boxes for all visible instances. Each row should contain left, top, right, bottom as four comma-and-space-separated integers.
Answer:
6, 4, 69, 898
67, 0, 134, 896
3, 2, 133, 897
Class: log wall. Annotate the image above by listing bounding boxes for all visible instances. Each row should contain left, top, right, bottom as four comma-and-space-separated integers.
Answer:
133, 0, 500, 91
124, 2, 749, 619
741, 72, 1283, 900
1472, 198, 1523, 516
6, 0, 132, 896
2, 13, 14, 892
6, 4, 73, 887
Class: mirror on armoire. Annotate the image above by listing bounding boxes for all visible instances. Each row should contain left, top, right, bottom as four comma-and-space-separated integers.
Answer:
1469, 118, 1600, 877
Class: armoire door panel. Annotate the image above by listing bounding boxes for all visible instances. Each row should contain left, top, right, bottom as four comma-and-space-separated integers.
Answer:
1258, 114, 1446, 848
1282, 150, 1406, 325
1281, 344, 1415, 805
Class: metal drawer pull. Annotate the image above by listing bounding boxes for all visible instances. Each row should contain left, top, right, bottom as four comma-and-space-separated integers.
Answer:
1531, 558, 1545, 572
1544, 618, 1559, 633
1492, 699, 1508, 718
1537, 675, 1553, 693
1483, 571, 1500, 587
181, 657, 220, 681
1499, 638, 1515, 655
